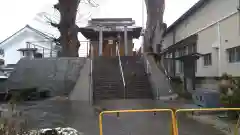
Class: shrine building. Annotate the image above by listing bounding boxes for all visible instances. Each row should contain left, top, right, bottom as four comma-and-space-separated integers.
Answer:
79, 18, 142, 57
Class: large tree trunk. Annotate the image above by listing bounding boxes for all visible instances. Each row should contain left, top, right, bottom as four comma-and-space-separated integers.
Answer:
54, 0, 80, 57
144, 0, 165, 53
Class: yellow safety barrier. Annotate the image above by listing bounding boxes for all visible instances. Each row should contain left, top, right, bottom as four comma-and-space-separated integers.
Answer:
176, 108, 240, 135
98, 109, 177, 135
98, 108, 240, 135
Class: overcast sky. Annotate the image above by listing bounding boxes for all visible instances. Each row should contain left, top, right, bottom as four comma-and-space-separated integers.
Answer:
0, 0, 199, 42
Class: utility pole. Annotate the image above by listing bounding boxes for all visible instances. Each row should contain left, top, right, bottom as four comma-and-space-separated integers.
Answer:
141, 0, 145, 54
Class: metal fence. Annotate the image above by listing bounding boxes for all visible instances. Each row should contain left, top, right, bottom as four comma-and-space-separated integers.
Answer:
99, 109, 175, 135
98, 108, 240, 135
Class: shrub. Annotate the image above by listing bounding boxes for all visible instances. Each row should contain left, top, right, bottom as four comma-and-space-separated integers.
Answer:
171, 79, 192, 100
0, 89, 29, 135
219, 73, 240, 119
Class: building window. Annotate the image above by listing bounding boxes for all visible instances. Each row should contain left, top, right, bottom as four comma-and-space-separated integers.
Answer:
176, 49, 184, 73
227, 46, 240, 63
0, 48, 4, 57
203, 53, 212, 66
195, 60, 197, 72
188, 43, 197, 54
178, 47, 186, 56
179, 61, 184, 73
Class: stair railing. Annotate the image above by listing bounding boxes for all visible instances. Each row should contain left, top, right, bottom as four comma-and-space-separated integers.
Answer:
89, 44, 94, 105
143, 53, 173, 99
116, 43, 126, 99
160, 58, 173, 93
89, 58, 93, 104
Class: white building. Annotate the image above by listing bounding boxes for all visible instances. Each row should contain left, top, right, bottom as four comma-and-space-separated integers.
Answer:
0, 25, 59, 65
162, 0, 240, 90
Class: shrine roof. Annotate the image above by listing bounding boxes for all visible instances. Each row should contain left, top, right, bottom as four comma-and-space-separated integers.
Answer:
79, 26, 142, 40
88, 18, 135, 26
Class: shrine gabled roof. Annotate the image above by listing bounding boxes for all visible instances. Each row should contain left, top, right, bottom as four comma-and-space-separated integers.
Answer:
88, 18, 135, 26
90, 18, 133, 22
78, 26, 142, 40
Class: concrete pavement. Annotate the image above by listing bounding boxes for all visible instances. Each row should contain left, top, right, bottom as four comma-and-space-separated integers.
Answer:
17, 99, 226, 135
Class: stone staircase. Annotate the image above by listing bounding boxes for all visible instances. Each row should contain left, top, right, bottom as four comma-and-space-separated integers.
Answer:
121, 56, 153, 99
92, 56, 153, 101
92, 57, 124, 101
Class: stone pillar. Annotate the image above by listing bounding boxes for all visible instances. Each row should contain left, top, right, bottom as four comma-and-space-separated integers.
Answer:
99, 26, 103, 56
124, 25, 128, 56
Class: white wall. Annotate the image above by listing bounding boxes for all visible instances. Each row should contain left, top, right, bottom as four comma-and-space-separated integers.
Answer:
219, 13, 240, 76
196, 24, 219, 77
174, 0, 239, 43
162, 31, 174, 49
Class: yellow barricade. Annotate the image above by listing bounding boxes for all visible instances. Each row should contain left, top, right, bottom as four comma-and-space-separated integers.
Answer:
98, 109, 176, 135
98, 108, 240, 135
176, 108, 240, 135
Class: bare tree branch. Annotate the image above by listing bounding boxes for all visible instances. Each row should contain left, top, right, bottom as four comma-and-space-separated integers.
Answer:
81, 0, 99, 7
50, 22, 60, 29
39, 0, 99, 56
54, 3, 60, 11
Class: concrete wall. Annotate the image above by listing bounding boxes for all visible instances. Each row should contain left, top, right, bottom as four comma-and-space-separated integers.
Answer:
69, 59, 91, 101
195, 78, 219, 91
7, 57, 86, 96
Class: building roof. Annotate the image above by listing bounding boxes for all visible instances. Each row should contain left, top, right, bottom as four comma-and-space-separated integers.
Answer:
79, 26, 142, 40
162, 34, 198, 53
90, 18, 133, 22
164, 0, 210, 36
0, 25, 54, 46
173, 52, 203, 61
88, 18, 135, 26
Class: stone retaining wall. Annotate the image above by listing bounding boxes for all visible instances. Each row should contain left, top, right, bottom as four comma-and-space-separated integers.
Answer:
6, 57, 86, 96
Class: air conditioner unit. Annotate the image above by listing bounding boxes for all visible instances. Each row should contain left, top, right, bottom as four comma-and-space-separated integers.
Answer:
212, 41, 219, 49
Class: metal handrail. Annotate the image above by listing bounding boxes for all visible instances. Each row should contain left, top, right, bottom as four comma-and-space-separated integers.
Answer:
89, 43, 93, 105
143, 53, 173, 95
89, 58, 93, 105
160, 59, 173, 93
116, 43, 126, 98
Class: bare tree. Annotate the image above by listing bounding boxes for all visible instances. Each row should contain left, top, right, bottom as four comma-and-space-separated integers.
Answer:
144, 0, 166, 53
49, 0, 98, 57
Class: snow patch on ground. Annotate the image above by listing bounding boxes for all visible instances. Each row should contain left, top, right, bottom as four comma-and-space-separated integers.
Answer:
27, 127, 83, 135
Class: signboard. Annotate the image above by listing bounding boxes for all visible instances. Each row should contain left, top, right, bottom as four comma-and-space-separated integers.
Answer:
108, 40, 113, 44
